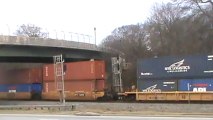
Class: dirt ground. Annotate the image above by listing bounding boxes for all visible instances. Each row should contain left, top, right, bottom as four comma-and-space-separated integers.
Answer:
0, 101, 213, 116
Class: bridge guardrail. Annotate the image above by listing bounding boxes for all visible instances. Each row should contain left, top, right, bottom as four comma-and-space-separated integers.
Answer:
0, 35, 123, 55
0, 35, 99, 51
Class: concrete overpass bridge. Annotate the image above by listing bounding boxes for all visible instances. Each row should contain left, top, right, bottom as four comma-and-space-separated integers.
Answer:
0, 35, 111, 63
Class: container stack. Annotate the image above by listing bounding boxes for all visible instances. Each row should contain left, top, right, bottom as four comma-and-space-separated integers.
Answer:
137, 54, 213, 93
42, 60, 106, 100
0, 68, 43, 100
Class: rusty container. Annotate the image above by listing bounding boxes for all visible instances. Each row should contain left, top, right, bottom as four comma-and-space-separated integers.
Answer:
6, 69, 29, 84
42, 80, 105, 100
43, 81, 55, 93
43, 64, 55, 81
96, 79, 105, 91
65, 60, 105, 80
43, 60, 106, 81
5, 68, 42, 84
43, 80, 96, 93
0, 69, 7, 84
64, 80, 95, 92
30, 68, 43, 83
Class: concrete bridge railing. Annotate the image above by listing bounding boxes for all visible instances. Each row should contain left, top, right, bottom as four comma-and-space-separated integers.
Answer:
0, 35, 99, 51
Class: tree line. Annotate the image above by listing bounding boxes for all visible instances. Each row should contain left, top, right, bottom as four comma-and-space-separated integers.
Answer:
101, 0, 213, 87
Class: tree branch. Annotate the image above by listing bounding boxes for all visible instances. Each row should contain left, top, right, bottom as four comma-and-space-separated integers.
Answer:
194, 0, 211, 18
200, 0, 213, 11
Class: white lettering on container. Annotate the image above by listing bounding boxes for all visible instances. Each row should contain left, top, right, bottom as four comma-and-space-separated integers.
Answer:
193, 87, 206, 92
165, 59, 190, 73
204, 70, 213, 73
46, 83, 49, 93
8, 90, 16, 93
208, 55, 213, 61
45, 66, 48, 77
141, 72, 153, 76
142, 84, 161, 92
163, 82, 175, 84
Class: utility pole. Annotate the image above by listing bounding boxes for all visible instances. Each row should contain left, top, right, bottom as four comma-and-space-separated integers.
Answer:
94, 27, 96, 46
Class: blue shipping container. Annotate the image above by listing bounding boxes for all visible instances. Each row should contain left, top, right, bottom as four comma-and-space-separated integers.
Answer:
137, 79, 178, 92
0, 85, 8, 92
31, 83, 42, 93
178, 78, 213, 92
138, 54, 213, 80
0, 84, 32, 92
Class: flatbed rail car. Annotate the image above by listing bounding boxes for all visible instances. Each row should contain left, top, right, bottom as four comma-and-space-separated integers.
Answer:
132, 54, 213, 102
123, 91, 213, 101
42, 91, 105, 101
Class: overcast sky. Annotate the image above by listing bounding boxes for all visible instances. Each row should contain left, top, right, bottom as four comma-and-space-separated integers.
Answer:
0, 0, 169, 44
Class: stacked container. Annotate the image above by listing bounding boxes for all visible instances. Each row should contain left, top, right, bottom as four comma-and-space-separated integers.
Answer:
137, 79, 178, 92
137, 54, 213, 92
0, 69, 7, 84
42, 60, 106, 100
0, 68, 43, 100
178, 78, 213, 92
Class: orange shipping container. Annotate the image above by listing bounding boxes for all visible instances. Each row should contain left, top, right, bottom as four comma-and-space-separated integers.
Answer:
43, 60, 106, 81
43, 79, 105, 93
0, 69, 7, 84
43, 80, 95, 93
43, 64, 55, 81
65, 61, 105, 80
42, 80, 105, 101
96, 79, 105, 91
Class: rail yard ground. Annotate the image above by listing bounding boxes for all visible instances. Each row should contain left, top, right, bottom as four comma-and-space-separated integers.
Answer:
0, 101, 213, 117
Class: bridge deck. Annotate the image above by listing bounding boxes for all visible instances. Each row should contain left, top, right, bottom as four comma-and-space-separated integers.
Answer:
0, 35, 99, 51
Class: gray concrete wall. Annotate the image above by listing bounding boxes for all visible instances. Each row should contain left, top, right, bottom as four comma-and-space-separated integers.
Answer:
0, 35, 99, 51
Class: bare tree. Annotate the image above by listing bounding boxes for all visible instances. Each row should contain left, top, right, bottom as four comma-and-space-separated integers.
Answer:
102, 24, 151, 87
145, 2, 213, 56
145, 3, 190, 56
103, 24, 151, 59
16, 24, 47, 38
101, 1, 213, 88
171, 0, 213, 53
173, 0, 213, 27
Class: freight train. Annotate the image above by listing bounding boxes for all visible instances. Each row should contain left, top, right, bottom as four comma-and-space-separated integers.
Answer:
0, 68, 43, 100
0, 54, 213, 102
0, 60, 106, 100
124, 54, 213, 101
